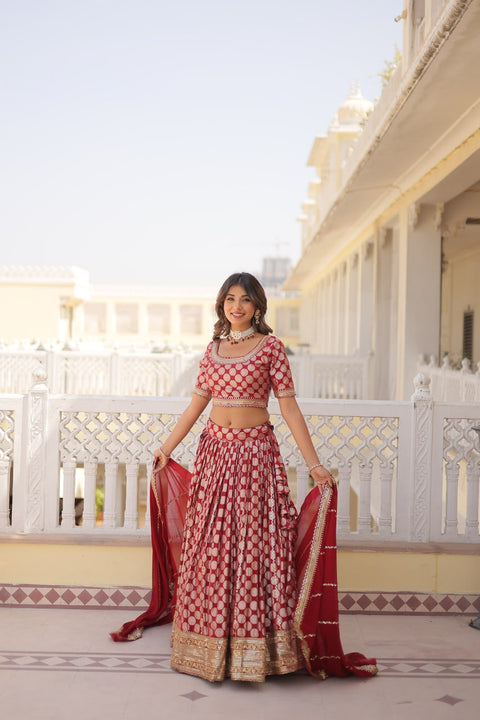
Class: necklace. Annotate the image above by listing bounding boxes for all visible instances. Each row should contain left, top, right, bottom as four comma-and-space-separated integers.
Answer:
227, 326, 255, 344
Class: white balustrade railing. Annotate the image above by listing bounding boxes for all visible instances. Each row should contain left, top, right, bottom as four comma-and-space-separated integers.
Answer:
0, 347, 371, 399
1, 370, 479, 545
418, 356, 480, 402
288, 354, 370, 399
0, 349, 201, 397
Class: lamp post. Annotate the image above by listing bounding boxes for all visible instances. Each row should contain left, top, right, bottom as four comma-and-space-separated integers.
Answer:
470, 424, 480, 630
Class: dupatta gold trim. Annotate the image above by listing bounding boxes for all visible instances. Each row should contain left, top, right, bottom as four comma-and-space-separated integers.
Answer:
293, 485, 333, 680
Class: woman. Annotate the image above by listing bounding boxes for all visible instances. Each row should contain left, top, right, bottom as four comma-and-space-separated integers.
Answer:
111, 272, 376, 683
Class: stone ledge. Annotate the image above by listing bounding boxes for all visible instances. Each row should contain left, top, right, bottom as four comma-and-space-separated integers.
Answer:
1, 533, 478, 554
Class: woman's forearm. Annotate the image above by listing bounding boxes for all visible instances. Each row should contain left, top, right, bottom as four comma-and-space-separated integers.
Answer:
160, 395, 210, 457
278, 397, 333, 488
278, 397, 319, 468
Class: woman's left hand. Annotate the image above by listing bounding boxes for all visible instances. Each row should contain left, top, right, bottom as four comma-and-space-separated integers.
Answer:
310, 465, 335, 490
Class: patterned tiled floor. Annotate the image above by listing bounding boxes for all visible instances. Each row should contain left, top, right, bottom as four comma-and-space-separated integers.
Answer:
0, 608, 479, 719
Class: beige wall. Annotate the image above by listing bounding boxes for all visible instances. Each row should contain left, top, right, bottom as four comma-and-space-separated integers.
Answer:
2, 541, 479, 595
0, 283, 80, 343
447, 251, 480, 365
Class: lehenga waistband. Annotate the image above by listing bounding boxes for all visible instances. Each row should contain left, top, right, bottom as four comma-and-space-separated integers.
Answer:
206, 418, 272, 442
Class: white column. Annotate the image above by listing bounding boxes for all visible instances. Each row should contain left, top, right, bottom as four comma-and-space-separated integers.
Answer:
338, 263, 347, 354
347, 253, 359, 354
374, 228, 394, 399
326, 275, 333, 354
318, 280, 325, 352
138, 301, 149, 337
106, 301, 116, 339
396, 203, 442, 399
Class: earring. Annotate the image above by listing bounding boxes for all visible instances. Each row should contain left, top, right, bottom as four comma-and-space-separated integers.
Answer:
254, 310, 261, 326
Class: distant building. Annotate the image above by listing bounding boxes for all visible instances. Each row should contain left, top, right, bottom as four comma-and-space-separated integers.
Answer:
260, 257, 292, 288
0, 265, 300, 350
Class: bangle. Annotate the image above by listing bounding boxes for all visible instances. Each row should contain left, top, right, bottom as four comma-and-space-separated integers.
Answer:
308, 462, 323, 472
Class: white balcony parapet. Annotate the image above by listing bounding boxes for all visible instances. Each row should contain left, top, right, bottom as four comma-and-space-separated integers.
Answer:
418, 356, 480, 402
0, 347, 372, 400
1, 370, 479, 546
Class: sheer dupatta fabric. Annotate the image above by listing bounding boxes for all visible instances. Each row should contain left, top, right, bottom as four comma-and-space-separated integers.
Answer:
111, 460, 377, 680
110, 460, 190, 642
294, 484, 377, 678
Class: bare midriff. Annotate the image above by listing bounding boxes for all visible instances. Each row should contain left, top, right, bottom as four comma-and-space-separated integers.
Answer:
209, 405, 269, 429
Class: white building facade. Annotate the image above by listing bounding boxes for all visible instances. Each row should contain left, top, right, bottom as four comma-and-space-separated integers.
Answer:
287, 0, 480, 400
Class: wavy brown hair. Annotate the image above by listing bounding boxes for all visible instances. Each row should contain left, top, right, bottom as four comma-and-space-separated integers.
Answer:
213, 272, 273, 339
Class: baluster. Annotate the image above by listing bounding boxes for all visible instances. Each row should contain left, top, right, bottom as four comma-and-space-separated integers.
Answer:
465, 456, 480, 538
0, 457, 11, 528
124, 462, 139, 529
378, 462, 394, 536
61, 459, 77, 529
444, 461, 459, 536
103, 460, 119, 529
295, 463, 309, 509
83, 460, 97, 529
144, 470, 151, 529
336, 461, 351, 535
357, 461, 373, 535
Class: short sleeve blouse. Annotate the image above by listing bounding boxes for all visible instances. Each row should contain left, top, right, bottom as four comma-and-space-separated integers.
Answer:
193, 335, 295, 408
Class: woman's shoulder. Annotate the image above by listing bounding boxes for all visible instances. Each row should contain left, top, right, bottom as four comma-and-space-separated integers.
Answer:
264, 334, 285, 350
200, 340, 216, 358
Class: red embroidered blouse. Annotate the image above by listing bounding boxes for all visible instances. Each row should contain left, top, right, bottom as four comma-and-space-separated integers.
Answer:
193, 335, 295, 409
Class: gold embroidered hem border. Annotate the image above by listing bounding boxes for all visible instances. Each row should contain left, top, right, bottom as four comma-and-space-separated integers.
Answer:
170, 625, 303, 683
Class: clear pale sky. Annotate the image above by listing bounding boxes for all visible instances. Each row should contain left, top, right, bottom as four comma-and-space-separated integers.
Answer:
1, 0, 403, 286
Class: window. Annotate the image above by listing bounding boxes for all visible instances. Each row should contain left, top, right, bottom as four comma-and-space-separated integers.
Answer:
180, 305, 202, 335
147, 304, 171, 334
463, 310, 474, 363
84, 303, 107, 334
115, 304, 138, 334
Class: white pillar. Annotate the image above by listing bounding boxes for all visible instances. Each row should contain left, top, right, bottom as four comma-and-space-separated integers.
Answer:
396, 203, 442, 399
338, 263, 347, 354
374, 228, 394, 399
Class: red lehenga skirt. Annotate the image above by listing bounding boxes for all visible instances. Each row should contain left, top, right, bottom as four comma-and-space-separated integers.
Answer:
111, 420, 377, 682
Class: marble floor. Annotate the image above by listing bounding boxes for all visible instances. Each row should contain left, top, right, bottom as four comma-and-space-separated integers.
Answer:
0, 608, 479, 720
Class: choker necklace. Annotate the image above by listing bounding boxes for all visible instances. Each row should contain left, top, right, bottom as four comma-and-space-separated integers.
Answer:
227, 326, 255, 344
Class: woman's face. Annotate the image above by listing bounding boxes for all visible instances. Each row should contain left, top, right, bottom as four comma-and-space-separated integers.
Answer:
223, 284, 256, 331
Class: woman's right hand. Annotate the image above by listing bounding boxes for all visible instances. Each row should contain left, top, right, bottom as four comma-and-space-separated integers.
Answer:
153, 447, 170, 470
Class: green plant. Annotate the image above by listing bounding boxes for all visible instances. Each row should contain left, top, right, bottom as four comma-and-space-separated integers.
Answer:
95, 487, 104, 520
378, 44, 402, 88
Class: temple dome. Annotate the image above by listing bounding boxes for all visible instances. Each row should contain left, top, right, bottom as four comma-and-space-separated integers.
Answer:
336, 82, 373, 126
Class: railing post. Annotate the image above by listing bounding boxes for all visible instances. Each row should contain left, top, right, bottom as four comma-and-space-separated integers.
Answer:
410, 372, 433, 542
295, 463, 309, 509
124, 462, 139, 529
24, 367, 49, 532
111, 351, 120, 394
103, 460, 119, 529
0, 457, 11, 528
357, 462, 373, 535
61, 459, 77, 529
336, 461, 351, 535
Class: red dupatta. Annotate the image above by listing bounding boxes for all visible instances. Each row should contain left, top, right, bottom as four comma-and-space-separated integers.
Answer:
111, 460, 377, 679
294, 483, 377, 678
110, 459, 190, 642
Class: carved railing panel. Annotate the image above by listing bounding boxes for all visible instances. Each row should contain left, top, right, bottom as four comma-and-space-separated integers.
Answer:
0, 409, 15, 529
2, 372, 479, 544
441, 417, 480, 538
